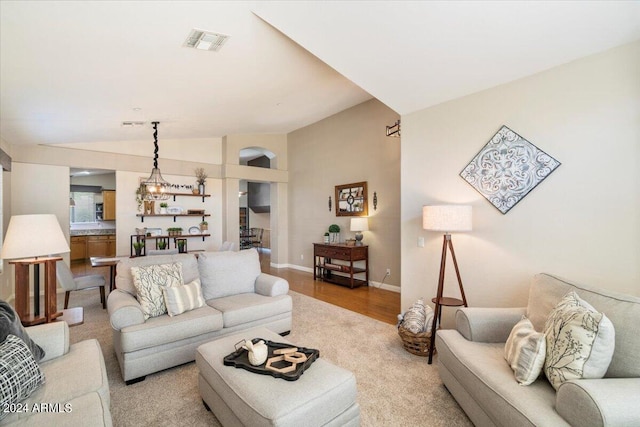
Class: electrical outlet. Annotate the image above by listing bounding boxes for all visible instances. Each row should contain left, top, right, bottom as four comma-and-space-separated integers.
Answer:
386, 268, 391, 276
418, 237, 425, 247
300, 254, 304, 260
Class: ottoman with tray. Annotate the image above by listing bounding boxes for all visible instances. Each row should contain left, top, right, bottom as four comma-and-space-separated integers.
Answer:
196, 327, 360, 426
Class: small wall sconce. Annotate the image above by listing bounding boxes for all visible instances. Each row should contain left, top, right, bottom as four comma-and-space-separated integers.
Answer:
373, 192, 378, 210
328, 196, 332, 211
386, 120, 401, 138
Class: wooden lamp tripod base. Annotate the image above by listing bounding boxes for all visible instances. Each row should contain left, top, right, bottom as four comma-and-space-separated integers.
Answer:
428, 233, 468, 364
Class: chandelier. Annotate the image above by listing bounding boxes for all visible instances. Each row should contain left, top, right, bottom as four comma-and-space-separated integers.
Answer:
142, 121, 172, 201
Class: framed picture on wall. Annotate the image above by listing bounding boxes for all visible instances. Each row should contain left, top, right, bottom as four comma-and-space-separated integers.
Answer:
335, 182, 368, 217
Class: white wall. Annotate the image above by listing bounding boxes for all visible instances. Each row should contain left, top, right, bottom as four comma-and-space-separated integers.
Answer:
401, 42, 640, 325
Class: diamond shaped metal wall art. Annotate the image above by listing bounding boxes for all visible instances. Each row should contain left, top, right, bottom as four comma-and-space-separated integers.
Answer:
460, 126, 561, 214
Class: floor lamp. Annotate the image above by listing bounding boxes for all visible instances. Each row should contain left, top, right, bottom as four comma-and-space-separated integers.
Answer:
1, 214, 70, 326
423, 205, 472, 364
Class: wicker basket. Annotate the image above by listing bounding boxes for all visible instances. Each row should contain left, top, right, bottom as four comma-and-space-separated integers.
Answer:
398, 326, 434, 357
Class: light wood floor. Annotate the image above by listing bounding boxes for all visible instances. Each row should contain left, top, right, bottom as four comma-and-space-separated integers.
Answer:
72, 250, 400, 325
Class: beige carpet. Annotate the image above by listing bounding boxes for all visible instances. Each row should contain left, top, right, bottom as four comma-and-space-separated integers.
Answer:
66, 289, 471, 426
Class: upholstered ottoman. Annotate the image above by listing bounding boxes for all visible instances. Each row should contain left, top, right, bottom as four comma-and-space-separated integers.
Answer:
196, 327, 360, 426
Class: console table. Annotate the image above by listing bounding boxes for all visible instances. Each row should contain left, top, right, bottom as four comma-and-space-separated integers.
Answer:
313, 243, 368, 288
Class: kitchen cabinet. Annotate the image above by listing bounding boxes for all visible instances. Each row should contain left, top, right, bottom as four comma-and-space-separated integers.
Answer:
86, 235, 116, 257
103, 190, 116, 220
70, 236, 87, 261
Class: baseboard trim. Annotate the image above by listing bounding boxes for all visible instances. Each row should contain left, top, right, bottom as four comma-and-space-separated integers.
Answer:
274, 263, 401, 293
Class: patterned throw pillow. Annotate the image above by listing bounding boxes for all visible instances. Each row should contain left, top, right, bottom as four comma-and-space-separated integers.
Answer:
504, 317, 546, 385
543, 291, 615, 390
0, 300, 45, 362
162, 279, 205, 317
0, 335, 46, 421
131, 262, 184, 320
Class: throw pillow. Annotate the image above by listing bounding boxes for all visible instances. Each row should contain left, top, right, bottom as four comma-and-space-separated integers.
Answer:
0, 335, 46, 421
162, 279, 205, 317
131, 262, 184, 320
504, 316, 546, 385
198, 250, 261, 300
402, 299, 428, 334
543, 291, 615, 390
0, 300, 45, 362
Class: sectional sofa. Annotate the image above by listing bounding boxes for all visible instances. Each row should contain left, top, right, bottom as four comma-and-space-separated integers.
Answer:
107, 249, 292, 384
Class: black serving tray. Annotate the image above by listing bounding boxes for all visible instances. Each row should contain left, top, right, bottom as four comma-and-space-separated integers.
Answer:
223, 338, 319, 381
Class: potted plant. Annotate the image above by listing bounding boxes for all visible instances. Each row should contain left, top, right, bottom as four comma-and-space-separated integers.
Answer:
200, 221, 208, 231
324, 232, 330, 244
194, 167, 208, 195
328, 224, 340, 243
157, 240, 167, 250
159, 202, 168, 214
177, 239, 187, 253
132, 241, 145, 257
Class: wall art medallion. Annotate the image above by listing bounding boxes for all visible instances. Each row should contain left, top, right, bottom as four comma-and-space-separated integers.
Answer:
460, 125, 561, 214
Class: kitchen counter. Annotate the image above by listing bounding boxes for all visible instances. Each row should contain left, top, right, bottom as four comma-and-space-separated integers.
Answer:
70, 229, 115, 236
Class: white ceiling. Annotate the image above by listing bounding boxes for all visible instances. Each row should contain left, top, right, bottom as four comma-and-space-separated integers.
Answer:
1, 1, 639, 147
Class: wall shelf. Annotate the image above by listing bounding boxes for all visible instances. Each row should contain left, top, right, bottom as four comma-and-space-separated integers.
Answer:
136, 213, 210, 223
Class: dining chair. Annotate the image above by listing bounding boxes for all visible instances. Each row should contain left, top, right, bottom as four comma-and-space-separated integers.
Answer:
56, 260, 107, 309
251, 228, 264, 253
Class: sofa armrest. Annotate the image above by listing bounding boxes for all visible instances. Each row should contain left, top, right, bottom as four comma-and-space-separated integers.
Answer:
255, 273, 289, 297
107, 289, 145, 330
455, 307, 526, 342
26, 321, 69, 363
557, 378, 640, 427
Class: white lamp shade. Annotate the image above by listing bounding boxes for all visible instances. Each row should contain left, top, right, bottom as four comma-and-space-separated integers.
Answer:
1, 214, 70, 260
350, 217, 369, 232
423, 205, 472, 232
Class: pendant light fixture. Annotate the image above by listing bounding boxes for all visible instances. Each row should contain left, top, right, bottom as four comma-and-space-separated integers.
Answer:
142, 121, 172, 201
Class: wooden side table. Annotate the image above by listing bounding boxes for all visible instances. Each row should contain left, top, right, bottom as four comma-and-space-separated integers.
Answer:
10, 257, 63, 326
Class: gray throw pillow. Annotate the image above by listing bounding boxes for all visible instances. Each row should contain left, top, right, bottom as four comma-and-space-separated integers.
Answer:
0, 300, 45, 362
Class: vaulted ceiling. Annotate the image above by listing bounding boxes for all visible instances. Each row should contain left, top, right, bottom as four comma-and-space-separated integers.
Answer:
1, 1, 638, 146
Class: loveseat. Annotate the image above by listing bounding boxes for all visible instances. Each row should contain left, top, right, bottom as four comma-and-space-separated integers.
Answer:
2, 321, 112, 426
436, 273, 640, 427
107, 249, 292, 384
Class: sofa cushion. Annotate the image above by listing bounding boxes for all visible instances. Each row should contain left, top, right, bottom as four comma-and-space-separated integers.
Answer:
207, 294, 292, 328
198, 249, 261, 300
0, 335, 46, 420
543, 292, 614, 390
119, 305, 223, 353
504, 317, 546, 386
0, 300, 45, 362
131, 262, 184, 319
526, 273, 640, 378
116, 253, 198, 296
163, 279, 205, 317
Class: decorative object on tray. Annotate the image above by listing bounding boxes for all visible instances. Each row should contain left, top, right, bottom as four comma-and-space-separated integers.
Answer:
224, 338, 319, 381
460, 125, 561, 214
244, 339, 268, 366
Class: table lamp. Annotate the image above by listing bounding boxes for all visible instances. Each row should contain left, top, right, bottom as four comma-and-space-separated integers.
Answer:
422, 205, 472, 364
1, 214, 70, 325
350, 217, 369, 246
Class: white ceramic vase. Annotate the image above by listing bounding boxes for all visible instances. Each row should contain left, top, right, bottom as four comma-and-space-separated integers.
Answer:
245, 340, 268, 366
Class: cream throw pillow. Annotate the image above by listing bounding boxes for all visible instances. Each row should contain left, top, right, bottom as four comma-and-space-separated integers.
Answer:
131, 262, 184, 319
162, 279, 205, 317
504, 317, 546, 385
543, 291, 615, 390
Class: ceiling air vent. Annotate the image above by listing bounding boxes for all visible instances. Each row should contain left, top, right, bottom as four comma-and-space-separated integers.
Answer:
183, 29, 230, 52
121, 121, 146, 127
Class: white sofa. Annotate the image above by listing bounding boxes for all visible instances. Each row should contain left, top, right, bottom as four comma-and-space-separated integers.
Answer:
107, 249, 292, 384
3, 322, 112, 426
436, 273, 640, 427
